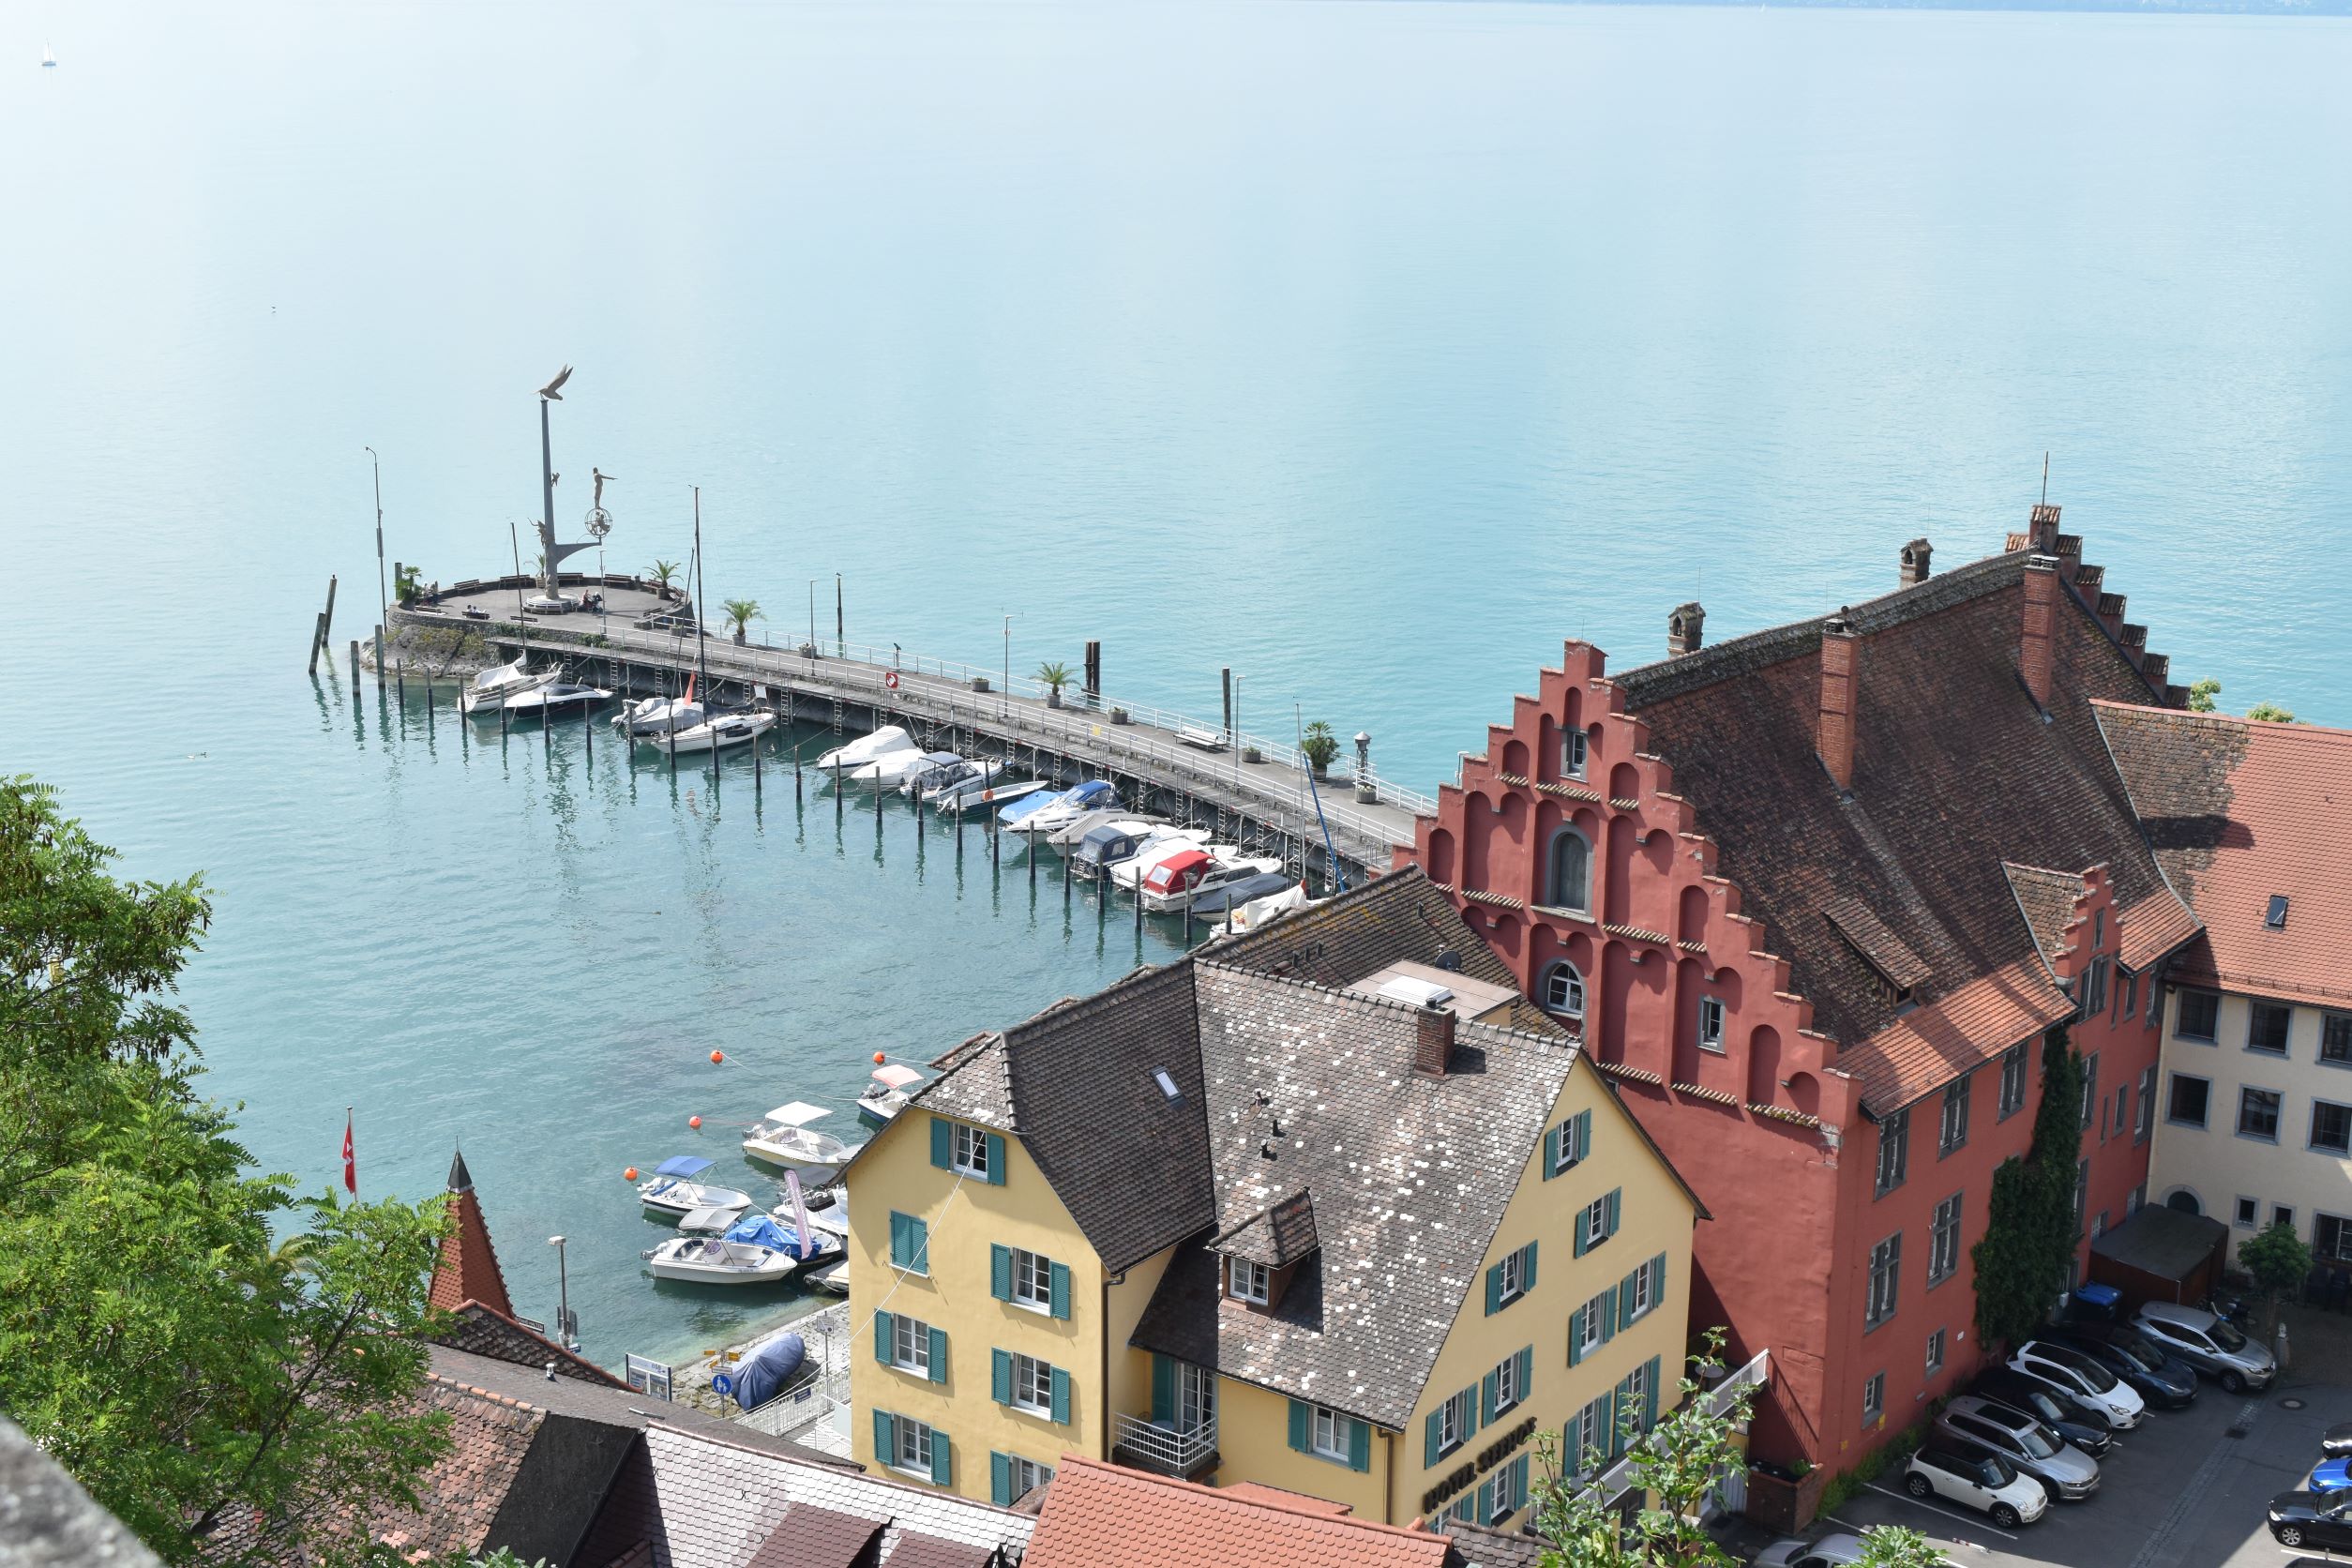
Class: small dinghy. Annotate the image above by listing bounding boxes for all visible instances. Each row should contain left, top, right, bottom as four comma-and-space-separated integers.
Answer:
742, 1102, 858, 1182
637, 1155, 756, 1221
858, 1064, 925, 1129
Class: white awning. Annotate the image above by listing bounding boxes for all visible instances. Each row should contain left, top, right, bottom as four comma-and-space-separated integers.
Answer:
762, 1102, 831, 1126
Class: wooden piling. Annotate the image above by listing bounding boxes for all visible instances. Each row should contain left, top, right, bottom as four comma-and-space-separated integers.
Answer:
374, 626, 386, 687
349, 639, 360, 696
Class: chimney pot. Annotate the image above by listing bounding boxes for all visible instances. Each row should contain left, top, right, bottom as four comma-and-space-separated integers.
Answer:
2021, 553, 2060, 711
1412, 1003, 1455, 1076
2028, 503, 2061, 553
1817, 612, 1861, 792
1900, 538, 1932, 588
1666, 601, 1705, 657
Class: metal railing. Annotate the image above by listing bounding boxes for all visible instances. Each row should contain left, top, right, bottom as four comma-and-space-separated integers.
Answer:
1581, 1349, 1771, 1503
1111, 1411, 1218, 1476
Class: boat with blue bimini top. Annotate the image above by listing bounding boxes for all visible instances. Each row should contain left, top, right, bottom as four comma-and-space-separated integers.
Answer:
1003, 778, 1121, 837
636, 1155, 756, 1222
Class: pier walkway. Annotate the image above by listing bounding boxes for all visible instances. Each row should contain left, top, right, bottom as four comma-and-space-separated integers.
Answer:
388, 577, 1429, 872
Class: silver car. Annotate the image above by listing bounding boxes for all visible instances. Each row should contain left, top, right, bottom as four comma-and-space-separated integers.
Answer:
1753, 1533, 1875, 1568
1936, 1395, 2100, 1500
2135, 1302, 2276, 1392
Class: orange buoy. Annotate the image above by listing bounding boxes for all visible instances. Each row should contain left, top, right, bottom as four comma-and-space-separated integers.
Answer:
873, 1050, 887, 1064
710, 1049, 724, 1064
624, 1167, 640, 1182
688, 1115, 702, 1130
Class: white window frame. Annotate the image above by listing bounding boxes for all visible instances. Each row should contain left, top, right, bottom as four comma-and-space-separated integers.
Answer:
1009, 1352, 1056, 1416
891, 1416, 935, 1476
1493, 1350, 1526, 1416
1564, 729, 1589, 780
1862, 1372, 1885, 1426
1998, 1043, 2028, 1120
1939, 1076, 1970, 1155
1544, 962, 1587, 1024
1498, 1245, 1529, 1307
1310, 1406, 1350, 1463
2134, 1065, 2156, 1144
1437, 1388, 1470, 1456
1550, 1114, 1586, 1175
1697, 996, 1726, 1053
951, 1123, 990, 1179
1006, 1455, 1053, 1503
1570, 1397, 1608, 1476
891, 1313, 933, 1376
1621, 1362, 1651, 1431
1581, 1195, 1609, 1250
1229, 1258, 1270, 1304
1927, 1193, 1963, 1286
1577, 1290, 1612, 1359
1925, 1328, 1946, 1375
1865, 1232, 1901, 1329
1010, 1246, 1054, 1313
1629, 1257, 1658, 1319
1876, 1108, 1909, 1197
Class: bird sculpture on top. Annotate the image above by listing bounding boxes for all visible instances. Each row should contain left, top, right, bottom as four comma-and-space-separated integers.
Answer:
538, 365, 572, 400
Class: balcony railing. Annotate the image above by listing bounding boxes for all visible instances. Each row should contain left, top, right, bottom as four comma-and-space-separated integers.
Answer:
1112, 1411, 1219, 1478
1582, 1349, 1772, 1503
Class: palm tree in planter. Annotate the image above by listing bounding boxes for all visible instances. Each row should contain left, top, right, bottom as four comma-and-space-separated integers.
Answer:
722, 598, 764, 645
1300, 720, 1341, 778
648, 560, 681, 600
1036, 660, 1074, 709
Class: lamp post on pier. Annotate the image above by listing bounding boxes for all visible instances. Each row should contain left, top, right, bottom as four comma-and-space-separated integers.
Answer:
548, 1234, 577, 1351
1002, 612, 1018, 722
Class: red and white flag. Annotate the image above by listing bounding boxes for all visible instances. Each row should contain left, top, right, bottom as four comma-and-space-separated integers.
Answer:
341, 1110, 357, 1197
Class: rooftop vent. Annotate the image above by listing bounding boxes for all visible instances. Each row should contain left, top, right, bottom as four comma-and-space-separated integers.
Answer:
1379, 975, 1455, 1010
1152, 1068, 1181, 1099
2265, 896, 2289, 930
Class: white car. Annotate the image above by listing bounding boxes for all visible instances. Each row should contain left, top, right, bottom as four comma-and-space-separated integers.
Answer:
1753, 1533, 1876, 1568
2007, 1340, 2147, 1429
1903, 1441, 2049, 1529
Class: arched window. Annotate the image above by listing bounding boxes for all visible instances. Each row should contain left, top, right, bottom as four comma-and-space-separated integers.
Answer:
1547, 828, 1591, 913
1541, 961, 1586, 1023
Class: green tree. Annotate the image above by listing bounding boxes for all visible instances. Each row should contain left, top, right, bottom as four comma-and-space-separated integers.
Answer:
0, 777, 453, 1565
1035, 660, 1074, 697
2246, 701, 2297, 724
1530, 1330, 1757, 1567
1970, 1031, 2086, 1352
2239, 1219, 2314, 1335
1299, 719, 1341, 775
1855, 1525, 1945, 1568
721, 597, 763, 643
2186, 677, 2221, 713
647, 559, 681, 596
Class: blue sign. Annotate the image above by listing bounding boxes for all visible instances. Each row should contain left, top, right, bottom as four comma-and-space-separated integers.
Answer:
710, 1372, 733, 1397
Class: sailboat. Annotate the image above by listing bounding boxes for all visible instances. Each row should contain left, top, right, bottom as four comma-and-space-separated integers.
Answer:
614, 671, 705, 737
42, 42, 56, 68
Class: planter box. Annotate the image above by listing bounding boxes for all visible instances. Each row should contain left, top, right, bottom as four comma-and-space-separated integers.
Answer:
1743, 1466, 1824, 1534
1109, 707, 1130, 725
972, 676, 991, 693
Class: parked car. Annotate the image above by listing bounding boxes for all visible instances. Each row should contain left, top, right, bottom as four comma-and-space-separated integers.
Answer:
1903, 1440, 2049, 1529
1752, 1532, 1875, 1568
2269, 1490, 2352, 1551
2043, 1326, 2198, 1409
1968, 1368, 2116, 1457
2006, 1340, 2148, 1428
1935, 1395, 2100, 1501
2133, 1302, 2277, 1393
2322, 1422, 2352, 1458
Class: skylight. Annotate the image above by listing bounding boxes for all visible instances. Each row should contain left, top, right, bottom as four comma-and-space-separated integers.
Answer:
2265, 896, 2289, 930
1152, 1068, 1180, 1099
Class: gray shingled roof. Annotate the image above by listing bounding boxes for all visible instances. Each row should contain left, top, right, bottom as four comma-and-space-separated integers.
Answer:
1208, 865, 1522, 994
1213, 1190, 1320, 1268
1130, 965, 1581, 1431
917, 1031, 1017, 1132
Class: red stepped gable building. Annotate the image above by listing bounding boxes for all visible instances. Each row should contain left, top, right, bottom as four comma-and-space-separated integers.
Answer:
1398, 505, 2204, 1476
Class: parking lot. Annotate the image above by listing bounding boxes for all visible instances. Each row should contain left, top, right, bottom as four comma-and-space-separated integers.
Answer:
1810, 1374, 2344, 1568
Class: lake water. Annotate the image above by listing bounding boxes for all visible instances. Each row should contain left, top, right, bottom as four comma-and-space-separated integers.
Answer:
6, 0, 2348, 1367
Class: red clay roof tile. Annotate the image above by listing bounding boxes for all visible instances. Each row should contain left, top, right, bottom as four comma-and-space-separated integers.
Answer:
1022, 1456, 1454, 1568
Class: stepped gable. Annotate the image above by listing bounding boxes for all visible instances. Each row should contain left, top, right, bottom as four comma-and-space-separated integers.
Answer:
2094, 701, 2352, 1010
1606, 529, 2180, 1061
1022, 1455, 1457, 1568
430, 1148, 515, 1319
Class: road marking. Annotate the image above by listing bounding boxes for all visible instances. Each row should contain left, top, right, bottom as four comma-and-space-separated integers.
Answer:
1864, 1483, 2020, 1541
2126, 1395, 2269, 1568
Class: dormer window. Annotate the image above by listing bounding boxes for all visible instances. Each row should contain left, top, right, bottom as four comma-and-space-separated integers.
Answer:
1229, 1259, 1270, 1304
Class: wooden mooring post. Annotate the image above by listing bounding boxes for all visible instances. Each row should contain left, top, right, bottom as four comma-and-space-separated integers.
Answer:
308, 575, 338, 674
348, 640, 360, 697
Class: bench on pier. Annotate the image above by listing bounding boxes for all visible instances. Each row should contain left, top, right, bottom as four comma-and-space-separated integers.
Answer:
1176, 726, 1229, 753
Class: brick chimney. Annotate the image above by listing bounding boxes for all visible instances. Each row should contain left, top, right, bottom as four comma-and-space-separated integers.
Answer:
2021, 554, 2059, 711
1666, 602, 1705, 657
2028, 503, 2061, 554
1412, 1003, 1455, 1076
1899, 538, 1932, 588
1817, 613, 1861, 792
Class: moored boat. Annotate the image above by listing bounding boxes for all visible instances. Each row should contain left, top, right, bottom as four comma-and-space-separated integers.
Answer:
1141, 853, 1286, 913
612, 693, 706, 737
857, 1064, 924, 1129
459, 656, 556, 714
742, 1102, 858, 1182
636, 1155, 756, 1221
501, 681, 613, 718
1005, 779, 1120, 836
944, 778, 1049, 817
1187, 868, 1297, 919
655, 711, 776, 754
642, 1233, 797, 1285
814, 725, 917, 775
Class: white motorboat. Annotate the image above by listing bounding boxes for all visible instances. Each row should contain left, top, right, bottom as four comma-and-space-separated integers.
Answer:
656, 712, 777, 755
1188, 868, 1298, 919
857, 1064, 924, 1129
501, 682, 613, 718
943, 778, 1050, 818
613, 694, 706, 737
806, 1259, 849, 1295
637, 1156, 757, 1221
1006, 779, 1122, 837
814, 725, 917, 775
1046, 808, 1164, 853
851, 748, 958, 789
1226, 882, 1318, 933
677, 1202, 750, 1233
801, 1190, 851, 1246
459, 656, 556, 714
1141, 853, 1285, 914
742, 1102, 858, 1181
916, 759, 1007, 808
643, 1234, 798, 1286
1107, 830, 1218, 892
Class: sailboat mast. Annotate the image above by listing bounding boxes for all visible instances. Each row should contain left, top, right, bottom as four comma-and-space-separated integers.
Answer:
508, 518, 530, 667
692, 487, 708, 695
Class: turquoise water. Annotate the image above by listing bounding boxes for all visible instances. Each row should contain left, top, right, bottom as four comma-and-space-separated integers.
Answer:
6, 0, 2349, 1365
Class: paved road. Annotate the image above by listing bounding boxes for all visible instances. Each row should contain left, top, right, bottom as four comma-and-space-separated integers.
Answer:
1811, 1375, 2346, 1568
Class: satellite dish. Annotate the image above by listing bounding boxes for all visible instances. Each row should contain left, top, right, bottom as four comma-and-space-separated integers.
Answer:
1436, 948, 1463, 972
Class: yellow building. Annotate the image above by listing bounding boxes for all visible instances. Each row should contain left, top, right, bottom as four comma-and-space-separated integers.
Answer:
845, 868, 1704, 1530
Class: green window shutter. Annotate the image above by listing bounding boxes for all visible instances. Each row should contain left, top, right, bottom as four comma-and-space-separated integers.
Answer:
928, 1326, 949, 1385
1348, 1416, 1371, 1473
930, 1116, 952, 1169
1568, 1304, 1585, 1366
986, 1132, 1007, 1185
990, 1451, 1014, 1507
1509, 1454, 1530, 1513
1050, 1365, 1072, 1425
1476, 1478, 1493, 1527
990, 1244, 1012, 1302
1425, 1409, 1442, 1467
875, 1310, 895, 1364
930, 1436, 952, 1488
1542, 1123, 1561, 1179
1652, 1253, 1667, 1309
1522, 1241, 1539, 1294
1461, 1382, 1481, 1439
1601, 1294, 1617, 1343
1288, 1399, 1310, 1454
992, 1349, 1013, 1406
1575, 1108, 1592, 1160
1514, 1346, 1532, 1403
1605, 1187, 1622, 1239
1618, 1274, 1636, 1331
1485, 1262, 1503, 1316
890, 1213, 927, 1272
1643, 1356, 1661, 1430
1048, 1260, 1072, 1321
1151, 1355, 1175, 1425
1481, 1368, 1499, 1425
888, 1213, 908, 1267
1610, 1387, 1628, 1457
874, 1409, 897, 1466
1573, 1210, 1590, 1259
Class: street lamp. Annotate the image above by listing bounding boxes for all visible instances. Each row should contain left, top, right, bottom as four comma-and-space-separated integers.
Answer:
548, 1235, 577, 1351
1002, 612, 1019, 721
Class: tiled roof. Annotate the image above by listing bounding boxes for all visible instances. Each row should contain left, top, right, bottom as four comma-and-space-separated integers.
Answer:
363, 1372, 549, 1562
1021, 1455, 1456, 1568
1613, 542, 2179, 1053
1435, 1518, 1550, 1568
1129, 966, 1580, 1430
2118, 887, 2202, 973
1822, 897, 1934, 992
431, 1299, 626, 1388
883, 1532, 1003, 1568
1213, 1190, 1319, 1268
431, 1149, 515, 1318
2002, 864, 2085, 970
1208, 865, 1523, 994
2095, 701, 2352, 1009
919, 1031, 1017, 1133
1834, 956, 2075, 1113
741, 1504, 882, 1568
